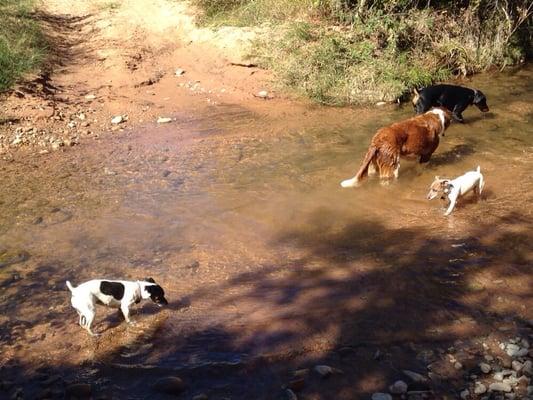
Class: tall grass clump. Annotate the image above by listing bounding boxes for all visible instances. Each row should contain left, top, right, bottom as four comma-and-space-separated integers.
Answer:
0, 0, 46, 92
192, 0, 533, 105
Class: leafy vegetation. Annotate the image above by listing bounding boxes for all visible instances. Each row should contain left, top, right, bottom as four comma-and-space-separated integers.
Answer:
0, 0, 46, 92
192, 0, 533, 105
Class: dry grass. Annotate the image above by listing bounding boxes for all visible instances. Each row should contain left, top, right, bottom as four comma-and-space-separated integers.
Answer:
192, 0, 532, 105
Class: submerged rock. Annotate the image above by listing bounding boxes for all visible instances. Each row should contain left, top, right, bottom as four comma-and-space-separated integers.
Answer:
152, 376, 186, 395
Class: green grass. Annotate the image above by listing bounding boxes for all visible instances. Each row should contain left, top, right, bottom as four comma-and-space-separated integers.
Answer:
192, 0, 532, 105
0, 0, 46, 92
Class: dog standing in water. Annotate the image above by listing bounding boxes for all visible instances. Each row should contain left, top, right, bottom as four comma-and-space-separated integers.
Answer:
412, 84, 489, 123
341, 107, 452, 187
427, 166, 485, 215
66, 278, 168, 336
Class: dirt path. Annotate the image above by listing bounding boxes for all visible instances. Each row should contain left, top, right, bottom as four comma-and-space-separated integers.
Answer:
0, 0, 295, 155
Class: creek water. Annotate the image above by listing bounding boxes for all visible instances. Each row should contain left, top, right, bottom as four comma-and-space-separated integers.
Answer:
0, 67, 532, 399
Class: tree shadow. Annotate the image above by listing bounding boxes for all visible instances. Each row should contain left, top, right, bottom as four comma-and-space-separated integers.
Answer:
0, 212, 532, 399
429, 144, 476, 167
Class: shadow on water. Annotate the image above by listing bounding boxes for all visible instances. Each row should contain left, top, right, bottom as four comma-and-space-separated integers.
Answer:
1, 210, 532, 399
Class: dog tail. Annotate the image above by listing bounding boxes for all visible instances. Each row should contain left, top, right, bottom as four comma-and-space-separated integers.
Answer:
341, 146, 377, 188
66, 280, 75, 292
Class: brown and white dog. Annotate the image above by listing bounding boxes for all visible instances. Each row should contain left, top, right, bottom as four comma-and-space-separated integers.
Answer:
341, 107, 452, 187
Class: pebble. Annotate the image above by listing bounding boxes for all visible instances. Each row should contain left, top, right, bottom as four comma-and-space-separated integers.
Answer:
474, 382, 487, 394
371, 393, 392, 400
494, 372, 504, 381
511, 360, 523, 371
480, 362, 492, 373
522, 360, 532, 375
175, 68, 185, 76
454, 362, 463, 370
111, 115, 124, 124
313, 365, 333, 378
285, 388, 298, 400
485, 355, 494, 362
84, 94, 96, 100
506, 344, 520, 357
65, 383, 92, 398
389, 380, 408, 394
376, 101, 387, 106
152, 376, 186, 395
489, 382, 512, 392
256, 90, 269, 98
460, 389, 469, 399
157, 117, 172, 124
515, 348, 529, 357
402, 370, 427, 382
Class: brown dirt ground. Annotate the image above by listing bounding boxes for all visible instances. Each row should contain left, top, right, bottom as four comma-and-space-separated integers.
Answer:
0, 0, 306, 156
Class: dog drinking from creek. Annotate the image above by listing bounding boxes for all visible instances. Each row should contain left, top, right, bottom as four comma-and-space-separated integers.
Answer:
427, 166, 485, 216
412, 84, 489, 123
341, 107, 452, 187
66, 278, 168, 335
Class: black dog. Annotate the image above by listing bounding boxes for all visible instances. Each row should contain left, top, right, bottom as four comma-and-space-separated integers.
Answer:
412, 84, 489, 123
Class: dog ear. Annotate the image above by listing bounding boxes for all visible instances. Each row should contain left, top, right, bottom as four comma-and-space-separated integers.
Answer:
144, 277, 156, 283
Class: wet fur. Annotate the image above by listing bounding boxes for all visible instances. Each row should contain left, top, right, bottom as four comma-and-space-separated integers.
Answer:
412, 84, 489, 123
66, 278, 168, 336
341, 108, 451, 187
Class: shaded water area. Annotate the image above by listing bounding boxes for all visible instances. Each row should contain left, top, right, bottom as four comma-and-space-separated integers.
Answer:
1, 67, 532, 399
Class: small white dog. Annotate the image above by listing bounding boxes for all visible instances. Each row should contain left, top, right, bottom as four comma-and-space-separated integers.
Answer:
427, 166, 485, 216
66, 278, 168, 336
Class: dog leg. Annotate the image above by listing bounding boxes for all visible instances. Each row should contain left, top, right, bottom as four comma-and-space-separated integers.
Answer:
444, 197, 457, 216
121, 303, 132, 324
393, 163, 400, 179
368, 162, 376, 176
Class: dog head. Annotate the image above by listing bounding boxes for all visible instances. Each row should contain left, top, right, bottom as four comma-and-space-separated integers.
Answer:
140, 278, 168, 306
411, 87, 420, 108
427, 176, 452, 200
473, 89, 489, 112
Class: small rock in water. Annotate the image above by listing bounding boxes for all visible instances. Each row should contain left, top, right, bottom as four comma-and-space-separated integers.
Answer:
480, 362, 492, 373
157, 117, 172, 124
474, 382, 487, 394
285, 388, 298, 400
313, 365, 333, 378
175, 68, 185, 76
256, 90, 269, 99
389, 380, 408, 394
402, 370, 427, 382
489, 382, 512, 392
152, 376, 186, 395
65, 383, 91, 398
111, 115, 124, 125
371, 393, 392, 400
